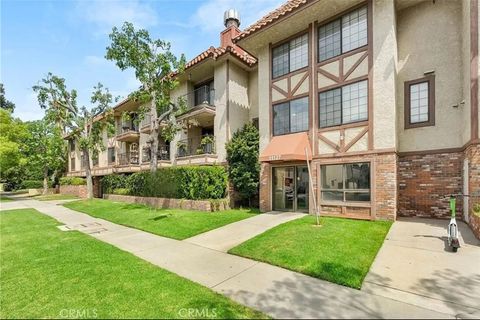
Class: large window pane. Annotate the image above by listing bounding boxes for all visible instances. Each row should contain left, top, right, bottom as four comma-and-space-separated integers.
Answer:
318, 19, 341, 62
272, 43, 289, 78
322, 191, 343, 201
290, 34, 309, 71
321, 164, 343, 189
342, 80, 368, 124
342, 6, 367, 52
345, 162, 370, 189
410, 82, 429, 123
273, 102, 290, 135
290, 97, 309, 133
319, 88, 342, 128
345, 192, 370, 202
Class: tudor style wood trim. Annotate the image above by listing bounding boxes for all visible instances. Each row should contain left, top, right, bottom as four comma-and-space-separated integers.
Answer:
367, 0, 373, 150
271, 83, 289, 98
343, 51, 368, 81
404, 75, 436, 129
343, 126, 369, 152
291, 71, 310, 97
317, 68, 340, 83
318, 133, 340, 151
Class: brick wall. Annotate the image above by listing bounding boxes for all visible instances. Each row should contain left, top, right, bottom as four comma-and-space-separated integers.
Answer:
398, 152, 463, 219
374, 153, 398, 220
60, 185, 88, 198
259, 163, 271, 212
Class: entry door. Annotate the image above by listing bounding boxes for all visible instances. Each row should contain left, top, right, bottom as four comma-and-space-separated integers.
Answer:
272, 166, 309, 212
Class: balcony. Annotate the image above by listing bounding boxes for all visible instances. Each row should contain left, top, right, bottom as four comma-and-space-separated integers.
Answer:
118, 151, 139, 166
176, 85, 215, 124
141, 144, 170, 163
175, 135, 218, 165
116, 123, 140, 142
139, 114, 152, 133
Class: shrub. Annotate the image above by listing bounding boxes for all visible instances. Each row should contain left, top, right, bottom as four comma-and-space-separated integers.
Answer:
102, 166, 228, 200
112, 188, 130, 195
21, 180, 45, 189
59, 177, 86, 186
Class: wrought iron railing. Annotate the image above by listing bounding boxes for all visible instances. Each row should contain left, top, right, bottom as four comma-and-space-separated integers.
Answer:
118, 151, 139, 166
139, 114, 152, 129
176, 135, 215, 158
116, 122, 139, 135
141, 145, 170, 163
177, 85, 215, 115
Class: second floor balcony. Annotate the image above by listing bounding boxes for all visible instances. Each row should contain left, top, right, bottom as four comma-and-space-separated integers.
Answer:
116, 122, 140, 142
176, 85, 216, 122
118, 151, 139, 166
142, 144, 170, 163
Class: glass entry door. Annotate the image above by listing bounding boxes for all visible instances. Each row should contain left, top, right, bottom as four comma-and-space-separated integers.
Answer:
272, 166, 309, 212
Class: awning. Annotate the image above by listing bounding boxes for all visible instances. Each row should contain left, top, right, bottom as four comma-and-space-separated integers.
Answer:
259, 132, 312, 162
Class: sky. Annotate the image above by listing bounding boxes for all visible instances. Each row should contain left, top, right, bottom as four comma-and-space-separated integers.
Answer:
1, 0, 283, 121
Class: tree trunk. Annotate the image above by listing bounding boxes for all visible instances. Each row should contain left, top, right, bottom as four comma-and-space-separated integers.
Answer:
149, 97, 159, 173
42, 167, 49, 195
83, 148, 94, 199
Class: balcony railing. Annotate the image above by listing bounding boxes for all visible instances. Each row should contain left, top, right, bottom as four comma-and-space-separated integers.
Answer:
177, 85, 215, 115
116, 122, 139, 135
140, 114, 151, 129
176, 135, 215, 158
118, 151, 139, 166
142, 145, 170, 163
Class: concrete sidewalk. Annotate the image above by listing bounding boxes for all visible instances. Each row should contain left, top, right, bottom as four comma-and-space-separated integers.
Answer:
184, 211, 305, 252
2, 199, 454, 319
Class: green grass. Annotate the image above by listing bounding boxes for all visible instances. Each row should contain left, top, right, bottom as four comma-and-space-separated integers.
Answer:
64, 199, 259, 240
0, 209, 265, 319
32, 194, 79, 201
0, 196, 13, 202
229, 216, 392, 289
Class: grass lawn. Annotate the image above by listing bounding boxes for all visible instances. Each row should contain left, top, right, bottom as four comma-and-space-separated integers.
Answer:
0, 208, 265, 319
229, 216, 392, 289
64, 199, 259, 240
0, 196, 13, 202
33, 194, 79, 201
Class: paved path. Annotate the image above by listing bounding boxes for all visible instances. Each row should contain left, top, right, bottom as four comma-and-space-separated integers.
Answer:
363, 218, 480, 319
184, 211, 305, 252
1, 199, 455, 319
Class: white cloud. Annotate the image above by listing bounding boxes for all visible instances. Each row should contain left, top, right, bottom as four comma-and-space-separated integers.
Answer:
75, 0, 158, 35
192, 0, 284, 33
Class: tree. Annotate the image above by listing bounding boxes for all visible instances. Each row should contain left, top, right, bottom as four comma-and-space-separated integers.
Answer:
24, 120, 65, 194
106, 22, 186, 172
33, 74, 115, 198
226, 123, 260, 207
0, 84, 16, 112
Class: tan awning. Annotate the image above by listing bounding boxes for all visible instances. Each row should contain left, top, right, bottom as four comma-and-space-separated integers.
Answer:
259, 132, 312, 162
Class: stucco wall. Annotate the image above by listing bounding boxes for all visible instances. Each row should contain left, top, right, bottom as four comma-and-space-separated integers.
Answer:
214, 61, 228, 162
228, 62, 251, 138
372, 0, 397, 150
257, 45, 270, 153
396, 0, 465, 152
248, 69, 259, 120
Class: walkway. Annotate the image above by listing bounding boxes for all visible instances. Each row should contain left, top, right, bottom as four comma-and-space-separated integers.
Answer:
363, 217, 480, 319
1, 198, 455, 319
184, 211, 305, 252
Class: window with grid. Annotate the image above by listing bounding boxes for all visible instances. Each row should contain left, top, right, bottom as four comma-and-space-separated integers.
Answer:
321, 162, 370, 203
319, 80, 367, 128
409, 82, 429, 123
273, 97, 309, 135
272, 34, 308, 78
108, 147, 116, 164
318, 6, 368, 62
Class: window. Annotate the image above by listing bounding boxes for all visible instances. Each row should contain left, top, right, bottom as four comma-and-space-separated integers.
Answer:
273, 97, 309, 135
69, 139, 75, 152
319, 80, 368, 128
318, 6, 367, 62
70, 157, 75, 171
321, 162, 370, 202
404, 75, 435, 129
272, 34, 308, 78
194, 80, 214, 106
108, 147, 116, 164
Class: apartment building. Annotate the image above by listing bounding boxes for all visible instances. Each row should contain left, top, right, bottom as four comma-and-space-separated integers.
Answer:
67, 0, 479, 222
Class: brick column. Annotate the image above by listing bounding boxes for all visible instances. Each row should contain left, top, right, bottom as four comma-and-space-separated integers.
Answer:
465, 144, 480, 222
375, 153, 397, 220
259, 162, 271, 212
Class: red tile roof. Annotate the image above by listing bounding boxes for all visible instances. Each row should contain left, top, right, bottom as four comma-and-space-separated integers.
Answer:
184, 45, 257, 70
234, 0, 311, 42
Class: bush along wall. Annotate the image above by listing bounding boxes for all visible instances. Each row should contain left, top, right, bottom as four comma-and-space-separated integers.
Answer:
102, 166, 228, 200
59, 177, 86, 185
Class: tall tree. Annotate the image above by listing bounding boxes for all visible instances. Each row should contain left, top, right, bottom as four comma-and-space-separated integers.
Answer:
106, 22, 186, 172
33, 75, 115, 198
24, 120, 65, 194
0, 110, 28, 183
0, 83, 16, 112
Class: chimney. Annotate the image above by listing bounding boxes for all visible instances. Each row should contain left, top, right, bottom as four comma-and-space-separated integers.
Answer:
221, 9, 241, 48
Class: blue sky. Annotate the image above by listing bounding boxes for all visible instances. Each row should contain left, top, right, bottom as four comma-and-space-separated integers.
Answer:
1, 0, 283, 121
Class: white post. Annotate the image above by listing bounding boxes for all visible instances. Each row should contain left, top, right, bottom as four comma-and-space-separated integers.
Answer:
305, 147, 320, 225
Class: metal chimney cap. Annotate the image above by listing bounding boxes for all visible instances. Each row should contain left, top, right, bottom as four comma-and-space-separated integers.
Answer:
224, 9, 240, 28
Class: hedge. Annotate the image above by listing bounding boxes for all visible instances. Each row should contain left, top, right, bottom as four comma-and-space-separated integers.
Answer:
59, 177, 86, 186
102, 166, 228, 200
21, 180, 50, 189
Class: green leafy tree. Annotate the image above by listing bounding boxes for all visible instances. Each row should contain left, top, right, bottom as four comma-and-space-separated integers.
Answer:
226, 123, 260, 207
106, 22, 186, 172
0, 109, 28, 184
24, 120, 65, 194
0, 84, 16, 112
33, 74, 115, 198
